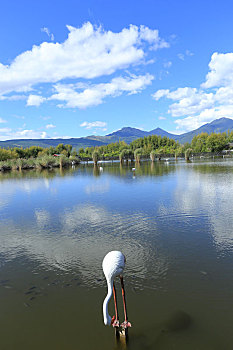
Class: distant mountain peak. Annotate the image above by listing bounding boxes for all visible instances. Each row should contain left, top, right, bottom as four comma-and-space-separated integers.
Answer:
106, 126, 146, 137
1, 117, 233, 149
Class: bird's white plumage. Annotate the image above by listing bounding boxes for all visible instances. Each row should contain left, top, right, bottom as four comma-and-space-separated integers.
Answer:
102, 251, 126, 326
102, 250, 125, 280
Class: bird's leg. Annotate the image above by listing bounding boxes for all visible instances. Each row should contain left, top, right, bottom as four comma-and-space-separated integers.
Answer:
111, 282, 119, 328
120, 275, 131, 328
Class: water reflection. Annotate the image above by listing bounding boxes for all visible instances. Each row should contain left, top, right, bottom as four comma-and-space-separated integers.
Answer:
0, 202, 168, 290
1, 159, 233, 349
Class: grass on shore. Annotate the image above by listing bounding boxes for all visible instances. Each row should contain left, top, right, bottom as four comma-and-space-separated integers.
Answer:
0, 155, 79, 172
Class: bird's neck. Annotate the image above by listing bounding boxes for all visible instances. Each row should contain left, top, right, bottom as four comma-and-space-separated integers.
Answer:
103, 278, 113, 326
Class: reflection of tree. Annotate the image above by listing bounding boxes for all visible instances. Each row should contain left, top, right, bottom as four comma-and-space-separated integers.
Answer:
192, 160, 233, 174
93, 164, 100, 177
131, 161, 175, 177
0, 160, 177, 183
0, 167, 77, 182
82, 161, 175, 179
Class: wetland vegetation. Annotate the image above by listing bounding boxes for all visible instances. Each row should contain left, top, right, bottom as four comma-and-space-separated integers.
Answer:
1, 131, 233, 173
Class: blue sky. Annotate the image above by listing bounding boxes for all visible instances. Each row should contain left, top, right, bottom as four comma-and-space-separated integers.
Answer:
1, 0, 233, 140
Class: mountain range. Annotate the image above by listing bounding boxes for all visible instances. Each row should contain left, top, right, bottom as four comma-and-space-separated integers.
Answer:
1, 117, 233, 150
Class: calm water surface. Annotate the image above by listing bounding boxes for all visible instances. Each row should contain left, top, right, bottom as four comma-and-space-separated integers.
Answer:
0, 159, 233, 349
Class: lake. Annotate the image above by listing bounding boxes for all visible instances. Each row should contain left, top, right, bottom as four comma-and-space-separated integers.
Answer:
0, 158, 233, 349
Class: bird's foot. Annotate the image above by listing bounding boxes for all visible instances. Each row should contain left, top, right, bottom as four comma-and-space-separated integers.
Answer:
111, 316, 120, 328
120, 321, 132, 329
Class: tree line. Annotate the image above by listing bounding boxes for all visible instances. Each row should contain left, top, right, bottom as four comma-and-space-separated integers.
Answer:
191, 131, 233, 152
0, 131, 233, 162
79, 132, 233, 161
0, 143, 77, 161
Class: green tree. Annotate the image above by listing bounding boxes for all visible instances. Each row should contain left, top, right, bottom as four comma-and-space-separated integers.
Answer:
206, 133, 227, 152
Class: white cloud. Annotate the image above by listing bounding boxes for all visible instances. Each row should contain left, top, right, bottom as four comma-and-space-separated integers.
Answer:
139, 25, 169, 50
0, 94, 27, 101
0, 128, 12, 133
41, 27, 54, 41
0, 117, 6, 123
80, 121, 107, 129
49, 73, 154, 108
46, 124, 56, 129
0, 22, 168, 97
27, 94, 45, 106
152, 52, 233, 131
0, 127, 48, 141
177, 53, 185, 61
202, 52, 233, 88
152, 89, 170, 100
174, 106, 233, 131
177, 50, 194, 61
158, 116, 166, 120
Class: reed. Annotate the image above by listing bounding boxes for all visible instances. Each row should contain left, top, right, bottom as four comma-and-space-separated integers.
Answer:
150, 150, 156, 162
0, 154, 78, 172
134, 148, 143, 163
92, 151, 99, 165
185, 148, 193, 161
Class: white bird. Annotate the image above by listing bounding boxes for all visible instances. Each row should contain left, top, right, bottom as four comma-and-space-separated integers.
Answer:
132, 168, 136, 171
102, 251, 131, 329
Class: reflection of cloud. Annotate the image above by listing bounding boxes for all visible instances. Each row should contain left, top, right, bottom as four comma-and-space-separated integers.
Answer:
158, 161, 233, 252
0, 178, 51, 211
0, 204, 168, 289
0, 178, 50, 195
85, 181, 110, 194
35, 209, 50, 228
0, 198, 8, 209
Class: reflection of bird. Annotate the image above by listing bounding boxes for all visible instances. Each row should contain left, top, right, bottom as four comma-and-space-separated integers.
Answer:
99, 166, 103, 172
102, 251, 131, 329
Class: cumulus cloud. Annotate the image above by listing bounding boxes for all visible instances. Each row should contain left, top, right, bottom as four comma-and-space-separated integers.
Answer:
139, 25, 169, 50
0, 22, 168, 97
27, 94, 45, 106
80, 121, 107, 129
202, 52, 233, 88
49, 73, 154, 108
152, 52, 233, 131
0, 127, 48, 141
